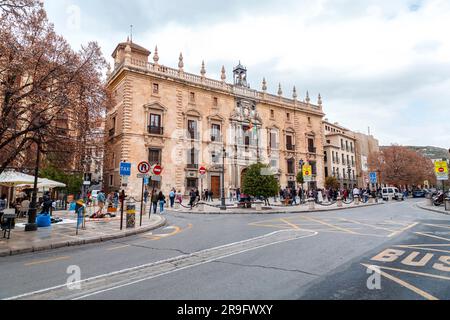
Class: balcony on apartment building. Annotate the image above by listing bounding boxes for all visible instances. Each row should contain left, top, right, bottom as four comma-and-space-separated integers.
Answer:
286, 144, 296, 151
148, 125, 164, 135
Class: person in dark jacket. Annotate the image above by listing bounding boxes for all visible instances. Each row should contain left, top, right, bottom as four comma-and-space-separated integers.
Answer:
151, 190, 159, 214
158, 191, 166, 214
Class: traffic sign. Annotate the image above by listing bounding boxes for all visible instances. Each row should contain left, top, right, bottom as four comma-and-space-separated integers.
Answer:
138, 161, 151, 174
144, 177, 149, 185
303, 165, 312, 182
435, 161, 448, 181
199, 166, 207, 176
369, 172, 378, 184
120, 162, 132, 177
153, 165, 163, 176
137, 174, 150, 179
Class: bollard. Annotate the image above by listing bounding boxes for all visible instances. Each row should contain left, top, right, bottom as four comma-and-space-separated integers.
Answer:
337, 197, 343, 208
126, 199, 136, 229
369, 196, 375, 204
255, 201, 263, 212
198, 203, 205, 212
445, 198, 450, 212
308, 198, 315, 211
429, 197, 434, 206
354, 196, 360, 206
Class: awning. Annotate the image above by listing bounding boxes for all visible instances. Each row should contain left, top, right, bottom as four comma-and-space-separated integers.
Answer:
0, 170, 42, 187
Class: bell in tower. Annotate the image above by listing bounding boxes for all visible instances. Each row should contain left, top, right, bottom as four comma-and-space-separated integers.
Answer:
233, 61, 249, 88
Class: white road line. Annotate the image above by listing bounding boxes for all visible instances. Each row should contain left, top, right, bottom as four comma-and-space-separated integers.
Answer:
4, 230, 318, 301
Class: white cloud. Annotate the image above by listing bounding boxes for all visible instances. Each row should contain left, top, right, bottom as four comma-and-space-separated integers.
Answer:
43, 0, 450, 148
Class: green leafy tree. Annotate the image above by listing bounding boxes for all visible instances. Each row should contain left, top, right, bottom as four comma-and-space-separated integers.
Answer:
40, 165, 83, 195
325, 176, 340, 190
242, 163, 279, 200
296, 171, 304, 185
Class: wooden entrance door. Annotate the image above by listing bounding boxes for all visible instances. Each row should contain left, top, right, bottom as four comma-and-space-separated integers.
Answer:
211, 176, 221, 200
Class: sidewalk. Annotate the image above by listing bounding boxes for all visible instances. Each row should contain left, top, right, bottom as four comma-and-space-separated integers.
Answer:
0, 207, 167, 257
416, 201, 450, 215
169, 199, 384, 215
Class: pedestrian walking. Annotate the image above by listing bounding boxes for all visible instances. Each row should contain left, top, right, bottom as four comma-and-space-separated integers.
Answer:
158, 191, 166, 214
169, 188, 176, 208
236, 188, 241, 202
176, 190, 183, 205
144, 188, 149, 204
189, 189, 196, 210
151, 190, 159, 214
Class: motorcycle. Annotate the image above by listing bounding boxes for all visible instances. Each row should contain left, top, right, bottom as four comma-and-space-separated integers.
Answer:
432, 191, 447, 206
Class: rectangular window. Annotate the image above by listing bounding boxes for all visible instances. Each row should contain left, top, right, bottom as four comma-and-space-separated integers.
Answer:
342, 154, 345, 165
311, 162, 317, 175
351, 156, 355, 167
188, 120, 197, 139
109, 175, 114, 187
187, 178, 198, 189
270, 110, 275, 118
211, 124, 221, 142
109, 117, 116, 137
325, 167, 329, 178
341, 139, 344, 149
287, 159, 295, 175
187, 148, 199, 169
270, 132, 278, 149
287, 113, 290, 121
346, 141, 349, 152
343, 169, 346, 179
350, 142, 354, 153
213, 97, 218, 107
152, 83, 159, 94
286, 135, 294, 151
190, 92, 195, 102
308, 138, 315, 153
149, 114, 163, 135
149, 149, 161, 165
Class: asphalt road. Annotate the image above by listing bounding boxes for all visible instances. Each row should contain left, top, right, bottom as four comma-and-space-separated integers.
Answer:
0, 199, 449, 300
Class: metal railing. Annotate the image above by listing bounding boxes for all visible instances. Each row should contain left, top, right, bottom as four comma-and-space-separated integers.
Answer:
148, 126, 164, 135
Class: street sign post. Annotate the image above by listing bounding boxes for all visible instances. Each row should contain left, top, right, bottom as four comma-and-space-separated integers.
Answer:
120, 162, 132, 177
199, 167, 207, 198
152, 165, 163, 176
303, 165, 312, 183
369, 172, 378, 184
137, 162, 151, 227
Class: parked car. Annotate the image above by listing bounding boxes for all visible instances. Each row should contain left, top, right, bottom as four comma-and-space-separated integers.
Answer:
412, 190, 426, 198
382, 187, 405, 201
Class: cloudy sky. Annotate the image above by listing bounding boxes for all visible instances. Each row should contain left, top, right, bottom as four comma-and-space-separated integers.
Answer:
44, 0, 450, 149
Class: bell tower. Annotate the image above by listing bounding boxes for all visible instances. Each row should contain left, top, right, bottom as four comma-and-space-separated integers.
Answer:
233, 61, 249, 88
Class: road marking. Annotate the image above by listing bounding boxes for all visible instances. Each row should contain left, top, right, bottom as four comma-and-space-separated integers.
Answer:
393, 245, 450, 254
106, 245, 131, 251
4, 230, 318, 301
300, 216, 358, 235
424, 224, 450, 230
400, 244, 450, 248
388, 223, 418, 238
362, 264, 450, 281
338, 218, 396, 233
414, 232, 450, 242
24, 256, 71, 267
279, 219, 300, 230
362, 264, 438, 301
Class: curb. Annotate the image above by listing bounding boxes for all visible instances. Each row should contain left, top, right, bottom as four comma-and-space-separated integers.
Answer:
168, 202, 385, 216
1, 216, 167, 258
416, 202, 450, 216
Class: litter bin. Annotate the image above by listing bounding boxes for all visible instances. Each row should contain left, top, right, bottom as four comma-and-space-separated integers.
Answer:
126, 199, 136, 229
445, 198, 450, 212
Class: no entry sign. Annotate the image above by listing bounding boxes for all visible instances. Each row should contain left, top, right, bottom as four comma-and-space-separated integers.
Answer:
199, 167, 207, 175
153, 165, 163, 176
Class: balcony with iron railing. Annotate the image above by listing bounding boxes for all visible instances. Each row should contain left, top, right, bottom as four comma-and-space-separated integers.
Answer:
187, 163, 199, 169
187, 131, 200, 140
211, 135, 222, 143
308, 147, 317, 154
148, 126, 164, 135
109, 128, 115, 137
286, 144, 295, 151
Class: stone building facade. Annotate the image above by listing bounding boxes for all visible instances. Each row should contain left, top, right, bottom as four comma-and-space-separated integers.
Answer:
104, 39, 326, 198
323, 120, 357, 189
353, 132, 380, 187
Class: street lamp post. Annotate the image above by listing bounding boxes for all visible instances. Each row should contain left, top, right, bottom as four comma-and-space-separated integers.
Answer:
220, 146, 227, 211
25, 138, 41, 232
299, 159, 304, 204
347, 164, 352, 189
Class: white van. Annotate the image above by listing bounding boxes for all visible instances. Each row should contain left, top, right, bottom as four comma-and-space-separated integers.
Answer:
382, 187, 404, 201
